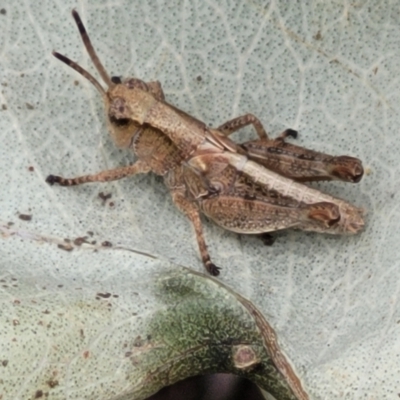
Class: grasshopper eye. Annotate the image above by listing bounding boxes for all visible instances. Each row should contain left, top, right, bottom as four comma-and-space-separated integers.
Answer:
109, 115, 130, 127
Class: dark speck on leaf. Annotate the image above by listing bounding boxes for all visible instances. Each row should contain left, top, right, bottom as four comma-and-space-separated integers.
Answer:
18, 214, 32, 221
96, 292, 112, 299
57, 244, 73, 252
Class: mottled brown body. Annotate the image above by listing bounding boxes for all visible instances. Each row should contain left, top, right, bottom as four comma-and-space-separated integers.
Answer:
46, 10, 365, 276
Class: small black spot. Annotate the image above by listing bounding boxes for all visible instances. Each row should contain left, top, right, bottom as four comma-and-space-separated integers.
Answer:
34, 390, 43, 398
28, 166, 34, 172
2, 359, 8, 367
98, 191, 112, 205
314, 31, 322, 40
133, 336, 143, 346
196, 75, 202, 82
73, 237, 88, 246
57, 244, 73, 252
46, 379, 59, 388
1, 104, 7, 110
18, 214, 32, 221
102, 241, 112, 247
259, 233, 276, 246
0, 8, 6, 15
25, 102, 34, 110
109, 115, 130, 127
111, 76, 122, 84
285, 129, 298, 139
96, 292, 111, 299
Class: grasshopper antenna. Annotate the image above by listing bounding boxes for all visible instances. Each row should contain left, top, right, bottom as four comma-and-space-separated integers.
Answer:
52, 51, 107, 98
71, 9, 114, 89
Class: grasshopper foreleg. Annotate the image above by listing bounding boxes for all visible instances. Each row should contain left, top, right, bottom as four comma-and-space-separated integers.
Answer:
46, 160, 150, 186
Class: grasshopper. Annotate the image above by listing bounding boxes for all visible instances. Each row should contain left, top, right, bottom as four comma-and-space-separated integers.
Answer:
46, 10, 364, 275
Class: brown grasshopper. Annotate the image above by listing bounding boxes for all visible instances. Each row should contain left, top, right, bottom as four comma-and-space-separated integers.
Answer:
46, 10, 364, 275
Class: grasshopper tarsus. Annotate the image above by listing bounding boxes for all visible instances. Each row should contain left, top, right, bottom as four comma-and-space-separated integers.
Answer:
205, 261, 221, 276
278, 129, 298, 140
45, 174, 60, 186
259, 233, 276, 246
46, 174, 86, 187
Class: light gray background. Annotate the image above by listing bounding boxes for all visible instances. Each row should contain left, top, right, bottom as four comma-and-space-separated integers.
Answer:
1, 1, 399, 398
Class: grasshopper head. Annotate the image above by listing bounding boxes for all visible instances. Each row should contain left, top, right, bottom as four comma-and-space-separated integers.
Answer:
52, 10, 162, 149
